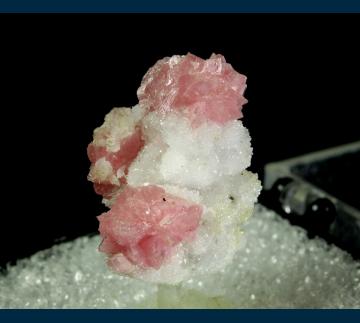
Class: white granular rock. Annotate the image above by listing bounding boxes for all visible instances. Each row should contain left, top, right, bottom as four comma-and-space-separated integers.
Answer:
1, 205, 359, 308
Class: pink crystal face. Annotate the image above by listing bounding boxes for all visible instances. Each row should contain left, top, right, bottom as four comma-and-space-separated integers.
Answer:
98, 185, 203, 270
137, 53, 247, 126
87, 128, 144, 199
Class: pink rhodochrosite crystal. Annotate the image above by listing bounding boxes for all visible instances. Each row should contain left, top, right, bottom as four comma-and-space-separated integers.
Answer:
87, 108, 144, 200
137, 53, 247, 125
98, 185, 202, 270
87, 53, 261, 283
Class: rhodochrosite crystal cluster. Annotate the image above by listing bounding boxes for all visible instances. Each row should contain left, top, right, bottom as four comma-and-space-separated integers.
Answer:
87, 53, 261, 284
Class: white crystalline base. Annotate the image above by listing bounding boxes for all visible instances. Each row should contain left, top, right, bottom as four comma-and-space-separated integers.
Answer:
1, 205, 359, 308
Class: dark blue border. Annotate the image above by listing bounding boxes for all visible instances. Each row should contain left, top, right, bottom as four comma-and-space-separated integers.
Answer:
0, 0, 360, 13
0, 310, 360, 322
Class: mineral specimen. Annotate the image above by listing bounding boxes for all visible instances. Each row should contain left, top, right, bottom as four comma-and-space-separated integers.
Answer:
87, 53, 261, 284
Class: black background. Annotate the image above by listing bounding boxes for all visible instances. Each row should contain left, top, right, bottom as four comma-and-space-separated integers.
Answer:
1, 14, 359, 267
